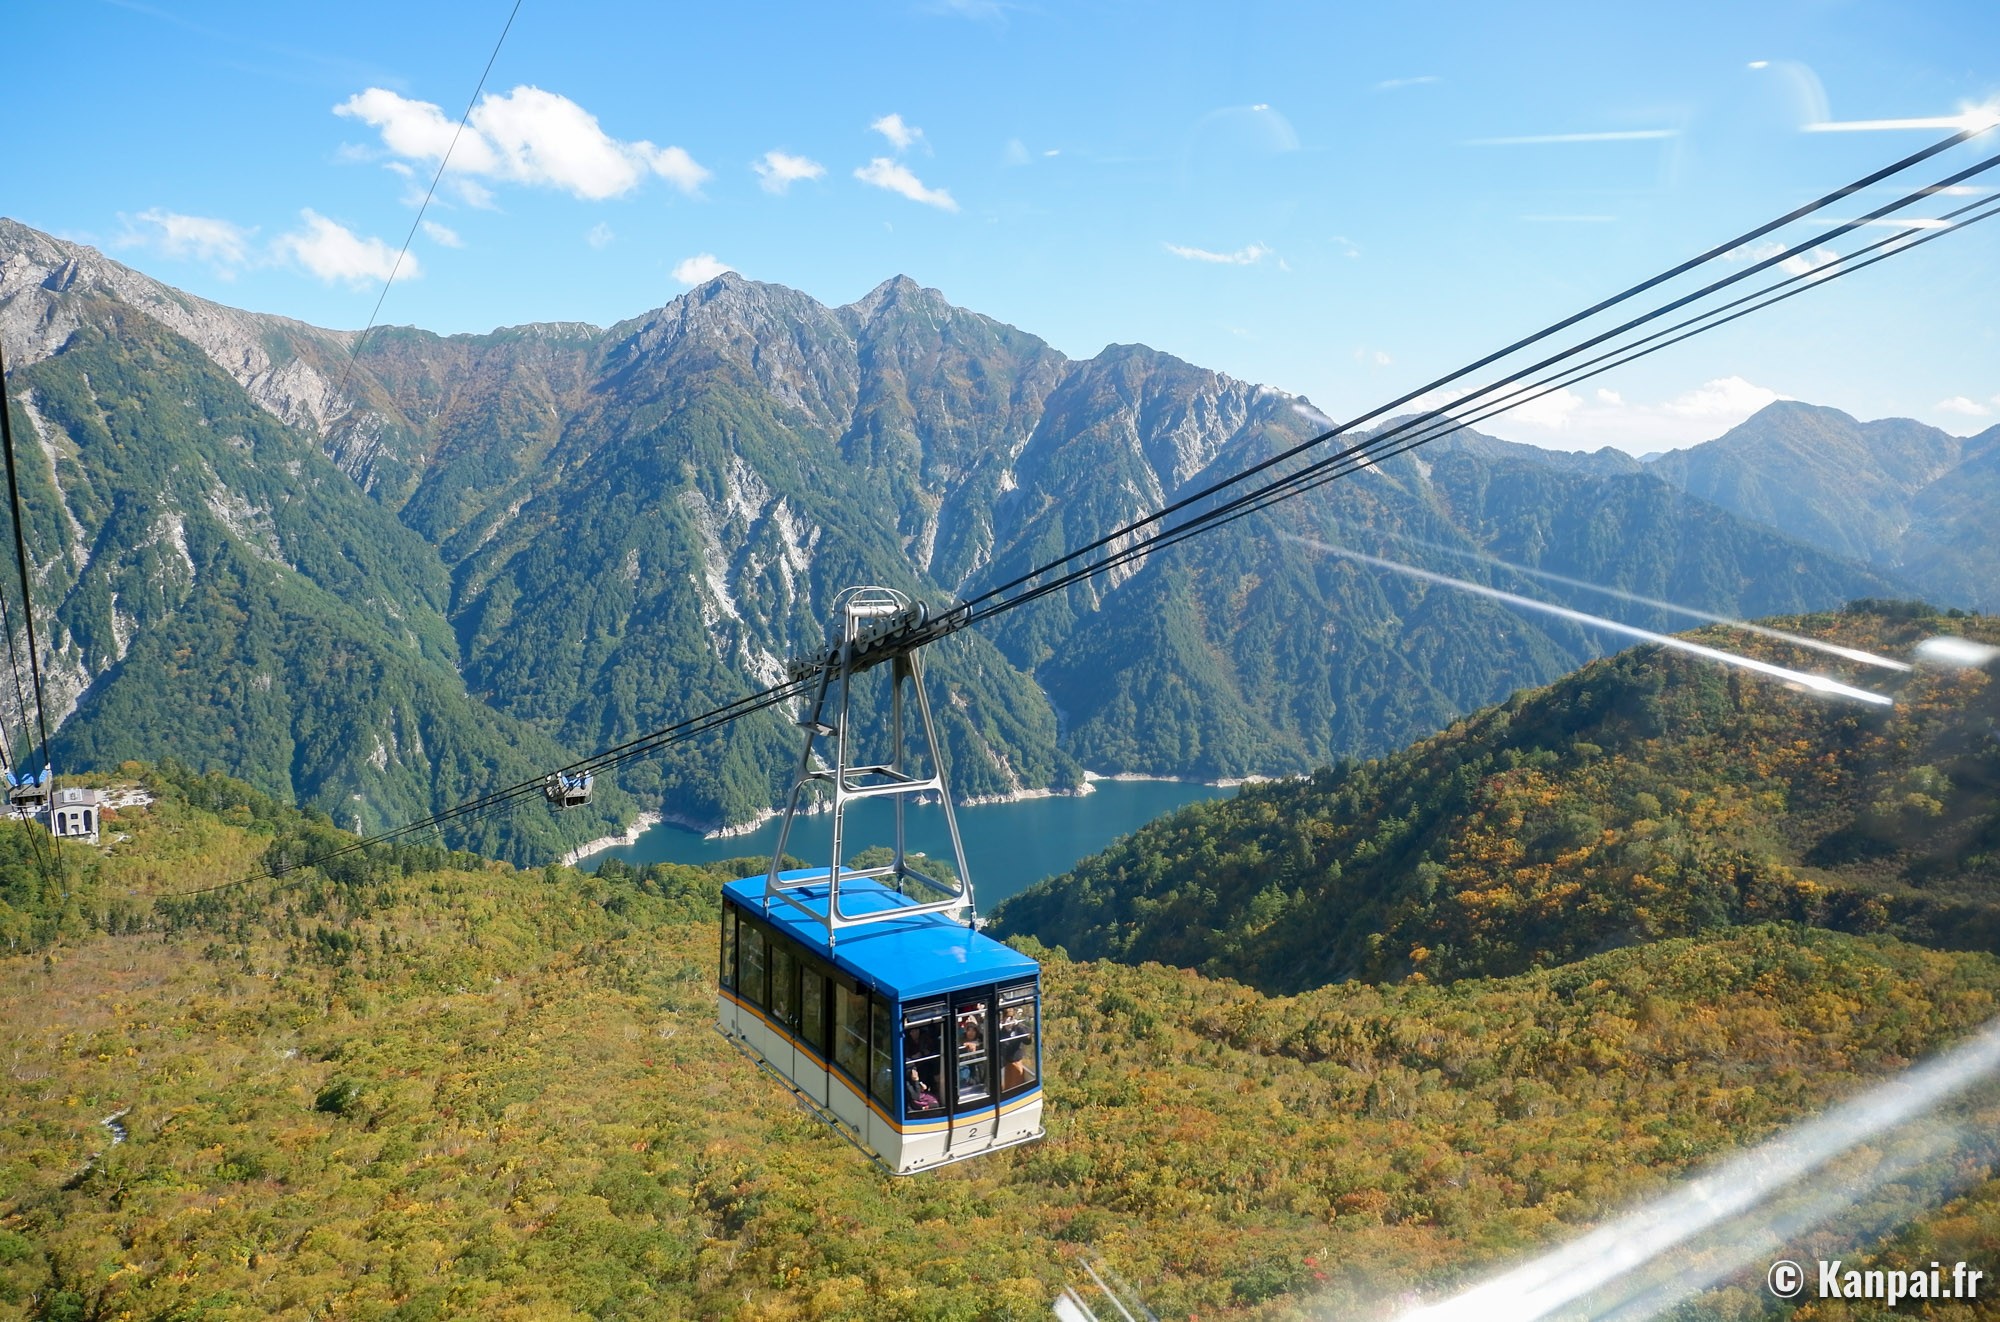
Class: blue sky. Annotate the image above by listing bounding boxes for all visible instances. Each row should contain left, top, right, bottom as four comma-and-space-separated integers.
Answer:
13, 0, 2000, 452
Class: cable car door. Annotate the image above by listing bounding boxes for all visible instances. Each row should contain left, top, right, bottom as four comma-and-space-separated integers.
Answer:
946, 993, 994, 1156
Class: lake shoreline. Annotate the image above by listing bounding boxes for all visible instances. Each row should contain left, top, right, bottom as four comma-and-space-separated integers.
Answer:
561, 812, 663, 865
585, 779, 1237, 905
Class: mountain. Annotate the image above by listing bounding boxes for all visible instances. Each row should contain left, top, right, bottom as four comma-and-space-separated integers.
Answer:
1648, 401, 2000, 610
0, 219, 1927, 849
992, 604, 2000, 991
0, 229, 623, 860
3, 767, 1997, 1317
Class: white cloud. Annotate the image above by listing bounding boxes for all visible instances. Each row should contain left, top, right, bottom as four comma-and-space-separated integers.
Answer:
870, 113, 924, 151
1729, 239, 1842, 278
1467, 129, 1677, 145
1164, 241, 1273, 265
753, 149, 826, 194
586, 222, 615, 249
1478, 376, 1787, 454
420, 220, 462, 248
1938, 396, 1991, 417
1747, 60, 1770, 69
1353, 347, 1393, 366
925, 0, 1014, 19
1373, 75, 1440, 91
335, 84, 710, 201
671, 253, 734, 285
1003, 138, 1032, 167
1331, 234, 1360, 258
117, 209, 256, 274
273, 210, 413, 288
854, 158, 958, 211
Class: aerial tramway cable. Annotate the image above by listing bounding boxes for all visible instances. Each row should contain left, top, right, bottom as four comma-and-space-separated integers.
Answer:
960, 154, 2000, 621
173, 129, 2000, 899
0, 340, 64, 891
955, 124, 1997, 618
327, 0, 525, 413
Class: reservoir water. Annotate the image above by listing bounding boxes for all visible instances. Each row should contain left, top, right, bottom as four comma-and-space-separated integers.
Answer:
589, 778, 1234, 909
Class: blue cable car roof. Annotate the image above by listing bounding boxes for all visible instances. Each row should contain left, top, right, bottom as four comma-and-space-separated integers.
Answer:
723, 869, 1039, 1001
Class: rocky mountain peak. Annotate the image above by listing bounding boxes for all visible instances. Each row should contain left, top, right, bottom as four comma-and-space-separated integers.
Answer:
0, 218, 353, 436
844, 273, 947, 324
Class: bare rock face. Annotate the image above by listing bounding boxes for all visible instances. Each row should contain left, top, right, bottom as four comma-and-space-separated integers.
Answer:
0, 219, 353, 434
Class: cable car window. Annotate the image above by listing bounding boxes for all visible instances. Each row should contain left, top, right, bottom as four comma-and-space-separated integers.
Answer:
952, 999, 990, 1109
719, 906, 737, 991
770, 940, 798, 1030
800, 962, 828, 1056
903, 1003, 945, 1119
869, 997, 894, 1109
834, 981, 869, 1082
740, 921, 768, 1009
998, 983, 1038, 1093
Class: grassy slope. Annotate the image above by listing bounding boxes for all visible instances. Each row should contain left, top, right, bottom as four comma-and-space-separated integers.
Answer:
0, 776, 1997, 1318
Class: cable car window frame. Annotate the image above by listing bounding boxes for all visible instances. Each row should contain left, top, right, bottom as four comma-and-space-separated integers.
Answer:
770, 939, 799, 1031
902, 1001, 946, 1120
996, 981, 1039, 1098
739, 918, 769, 1011
833, 978, 870, 1084
799, 955, 830, 1058
950, 995, 991, 1113
869, 996, 894, 1110
719, 905, 737, 992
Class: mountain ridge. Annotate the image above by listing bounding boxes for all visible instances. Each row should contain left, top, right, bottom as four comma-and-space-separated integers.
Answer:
0, 219, 1935, 851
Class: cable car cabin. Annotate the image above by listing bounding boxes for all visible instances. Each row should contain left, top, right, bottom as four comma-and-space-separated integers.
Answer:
544, 771, 593, 810
5, 768, 50, 810
717, 870, 1045, 1175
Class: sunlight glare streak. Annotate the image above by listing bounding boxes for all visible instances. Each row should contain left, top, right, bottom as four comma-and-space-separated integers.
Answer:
1279, 535, 1894, 706
1915, 635, 2000, 668
1385, 1015, 2000, 1322
1365, 528, 1912, 671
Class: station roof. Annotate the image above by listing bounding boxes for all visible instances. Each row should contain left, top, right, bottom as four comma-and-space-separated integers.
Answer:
722, 869, 1039, 1001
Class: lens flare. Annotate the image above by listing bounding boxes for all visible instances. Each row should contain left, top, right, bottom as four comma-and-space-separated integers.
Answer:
1389, 1015, 2000, 1322
1281, 535, 1893, 706
1369, 528, 1912, 672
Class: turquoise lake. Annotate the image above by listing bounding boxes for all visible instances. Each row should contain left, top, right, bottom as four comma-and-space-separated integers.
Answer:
587, 779, 1235, 909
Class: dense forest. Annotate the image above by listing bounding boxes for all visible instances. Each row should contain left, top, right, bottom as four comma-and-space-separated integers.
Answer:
995, 604, 2000, 992
2, 757, 1998, 1317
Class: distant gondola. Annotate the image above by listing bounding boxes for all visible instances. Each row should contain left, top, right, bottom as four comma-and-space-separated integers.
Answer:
544, 771, 593, 810
5, 767, 50, 809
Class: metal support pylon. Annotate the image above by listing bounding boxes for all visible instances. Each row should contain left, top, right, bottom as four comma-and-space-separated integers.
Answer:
763, 587, 974, 944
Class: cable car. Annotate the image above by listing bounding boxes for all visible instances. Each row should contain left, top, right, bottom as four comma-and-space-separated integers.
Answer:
718, 872, 1044, 1173
544, 771, 593, 810
715, 587, 1045, 1173
6, 767, 50, 810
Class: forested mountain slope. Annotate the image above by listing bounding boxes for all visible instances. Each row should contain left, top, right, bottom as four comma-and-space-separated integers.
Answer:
0, 219, 1928, 847
0, 292, 622, 860
994, 605, 2000, 991
1, 767, 1996, 1318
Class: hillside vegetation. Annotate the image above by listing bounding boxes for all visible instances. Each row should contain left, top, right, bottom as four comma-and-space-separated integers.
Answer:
994, 605, 2000, 991
2, 767, 1999, 1318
